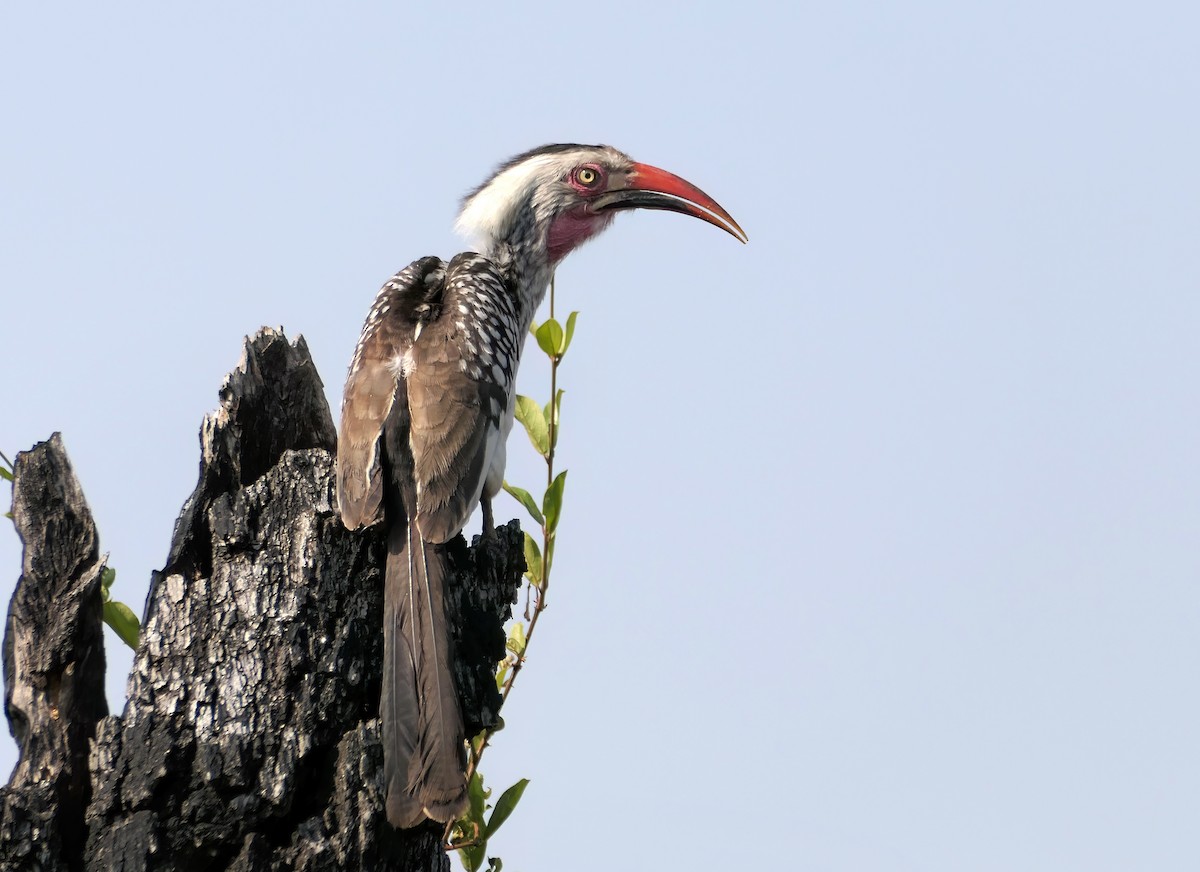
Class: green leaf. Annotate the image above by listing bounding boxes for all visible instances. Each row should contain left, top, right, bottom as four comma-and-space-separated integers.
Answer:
485, 778, 530, 838
0, 466, 11, 483
495, 660, 510, 692
522, 532, 542, 585
506, 621, 526, 656
100, 567, 116, 599
535, 318, 564, 359
469, 768, 491, 815
486, 858, 503, 872
542, 470, 567, 533
458, 770, 492, 872
103, 601, 140, 650
562, 311, 579, 356
543, 389, 565, 450
502, 481, 544, 526
470, 729, 489, 757
513, 395, 549, 456
461, 842, 487, 872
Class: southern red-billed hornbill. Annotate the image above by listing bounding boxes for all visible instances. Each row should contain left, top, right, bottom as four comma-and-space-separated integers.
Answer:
337, 143, 745, 828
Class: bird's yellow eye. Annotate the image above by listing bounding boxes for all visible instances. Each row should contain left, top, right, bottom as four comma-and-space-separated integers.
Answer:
575, 167, 599, 186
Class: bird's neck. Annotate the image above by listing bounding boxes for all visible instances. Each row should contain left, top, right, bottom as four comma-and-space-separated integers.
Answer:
475, 200, 610, 333
486, 237, 555, 337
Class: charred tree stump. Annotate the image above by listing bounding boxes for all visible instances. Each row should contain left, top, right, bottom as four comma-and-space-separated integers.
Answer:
1, 328, 524, 872
2, 434, 109, 872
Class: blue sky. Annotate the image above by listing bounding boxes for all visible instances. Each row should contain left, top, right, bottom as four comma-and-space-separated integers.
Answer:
2, 2, 1198, 869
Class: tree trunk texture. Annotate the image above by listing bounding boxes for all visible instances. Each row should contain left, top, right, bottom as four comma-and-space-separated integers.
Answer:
1, 328, 524, 872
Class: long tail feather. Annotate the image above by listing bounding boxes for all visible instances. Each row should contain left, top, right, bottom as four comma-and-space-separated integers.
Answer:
382, 519, 467, 828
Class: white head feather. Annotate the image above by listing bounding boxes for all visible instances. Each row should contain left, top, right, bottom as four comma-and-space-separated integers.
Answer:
454, 145, 627, 252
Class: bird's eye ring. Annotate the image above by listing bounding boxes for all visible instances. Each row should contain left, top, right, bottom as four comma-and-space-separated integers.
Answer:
573, 166, 601, 187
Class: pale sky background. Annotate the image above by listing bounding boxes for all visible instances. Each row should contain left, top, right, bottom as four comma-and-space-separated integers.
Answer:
3, 3, 1198, 870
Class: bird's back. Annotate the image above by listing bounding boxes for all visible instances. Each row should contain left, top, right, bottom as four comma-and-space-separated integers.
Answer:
337, 252, 521, 542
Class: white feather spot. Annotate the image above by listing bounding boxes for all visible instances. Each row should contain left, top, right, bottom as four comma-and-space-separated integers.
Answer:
388, 348, 417, 378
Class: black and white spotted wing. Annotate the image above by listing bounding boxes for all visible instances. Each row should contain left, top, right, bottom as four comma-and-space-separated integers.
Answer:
337, 252, 519, 542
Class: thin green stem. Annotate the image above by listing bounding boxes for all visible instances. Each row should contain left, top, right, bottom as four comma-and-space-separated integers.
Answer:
449, 273, 563, 850
547, 275, 557, 494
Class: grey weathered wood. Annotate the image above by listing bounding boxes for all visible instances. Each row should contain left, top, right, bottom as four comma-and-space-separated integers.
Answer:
1, 433, 109, 872
2, 328, 524, 872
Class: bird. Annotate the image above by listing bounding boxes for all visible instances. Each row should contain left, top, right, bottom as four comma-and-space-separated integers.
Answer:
336, 143, 745, 829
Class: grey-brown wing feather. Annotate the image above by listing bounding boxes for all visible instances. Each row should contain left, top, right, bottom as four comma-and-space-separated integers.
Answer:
339, 254, 516, 542
406, 328, 508, 543
338, 355, 397, 529
407, 253, 517, 543
337, 257, 446, 530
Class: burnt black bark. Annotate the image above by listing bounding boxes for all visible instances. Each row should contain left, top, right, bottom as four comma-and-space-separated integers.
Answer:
2, 434, 109, 872
1, 328, 523, 872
